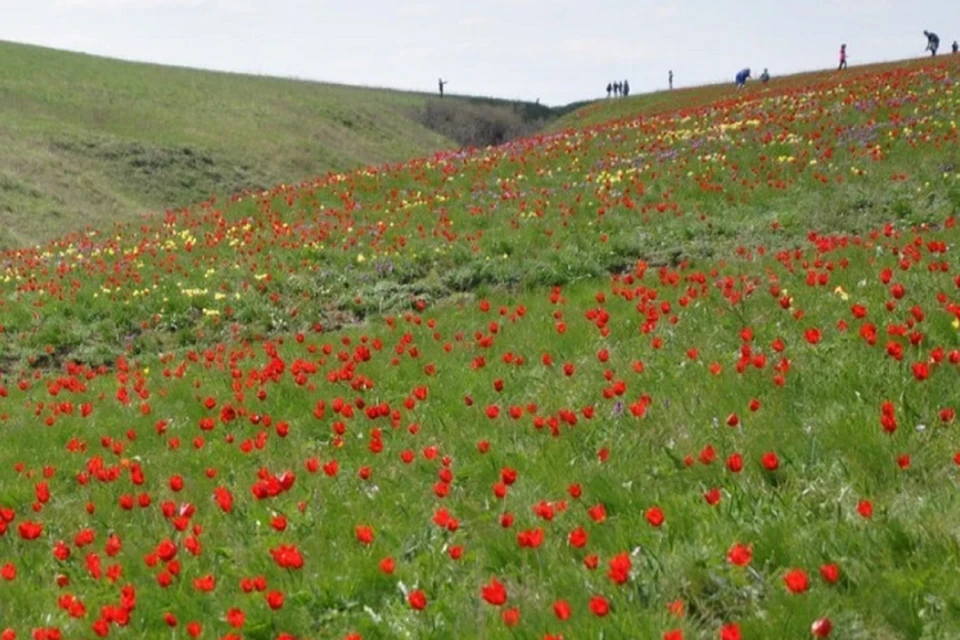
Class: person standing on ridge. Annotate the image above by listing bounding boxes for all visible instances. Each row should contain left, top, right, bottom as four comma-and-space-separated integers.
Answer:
924, 31, 940, 56
438, 78, 448, 97
760, 68, 770, 84
735, 68, 751, 89
838, 44, 848, 70
606, 82, 612, 98
623, 80, 630, 97
669, 70, 674, 90
953, 40, 959, 54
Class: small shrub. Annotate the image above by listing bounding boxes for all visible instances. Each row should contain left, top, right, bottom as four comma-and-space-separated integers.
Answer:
419, 100, 547, 149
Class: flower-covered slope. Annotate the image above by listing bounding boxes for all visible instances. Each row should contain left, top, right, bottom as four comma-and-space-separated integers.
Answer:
0, 58, 958, 640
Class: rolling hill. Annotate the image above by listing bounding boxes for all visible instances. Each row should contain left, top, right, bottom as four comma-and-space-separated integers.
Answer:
548, 56, 947, 131
0, 48, 958, 640
0, 40, 556, 249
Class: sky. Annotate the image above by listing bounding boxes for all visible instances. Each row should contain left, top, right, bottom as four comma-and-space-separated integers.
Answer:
1, 0, 958, 106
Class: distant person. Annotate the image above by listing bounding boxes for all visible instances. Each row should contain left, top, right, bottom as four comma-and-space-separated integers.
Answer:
953, 40, 959, 54
606, 82, 613, 98
669, 70, 674, 90
623, 79, 630, 97
838, 44, 848, 70
760, 68, 770, 84
735, 68, 751, 89
614, 81, 621, 97
924, 30, 940, 56
438, 78, 448, 97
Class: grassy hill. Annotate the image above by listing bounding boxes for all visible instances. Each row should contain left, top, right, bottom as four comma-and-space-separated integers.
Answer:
0, 53, 959, 639
551, 57, 943, 131
0, 41, 556, 249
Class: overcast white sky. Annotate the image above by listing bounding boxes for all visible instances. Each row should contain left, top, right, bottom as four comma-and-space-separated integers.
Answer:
1, 0, 958, 105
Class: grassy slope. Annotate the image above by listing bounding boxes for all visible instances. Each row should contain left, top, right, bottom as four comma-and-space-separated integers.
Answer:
551, 57, 941, 131
0, 56, 959, 640
0, 41, 551, 249
3, 56, 959, 366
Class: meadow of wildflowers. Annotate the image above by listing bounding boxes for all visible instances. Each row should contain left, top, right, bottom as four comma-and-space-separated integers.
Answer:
0, 57, 958, 639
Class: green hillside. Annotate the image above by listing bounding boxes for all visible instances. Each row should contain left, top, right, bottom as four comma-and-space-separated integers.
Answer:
0, 41, 554, 249
0, 49, 959, 640
553, 58, 944, 133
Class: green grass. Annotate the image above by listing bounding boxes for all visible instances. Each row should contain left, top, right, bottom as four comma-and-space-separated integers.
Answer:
5, 55, 957, 370
0, 40, 558, 250
0, 53, 959, 640
549, 56, 948, 131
